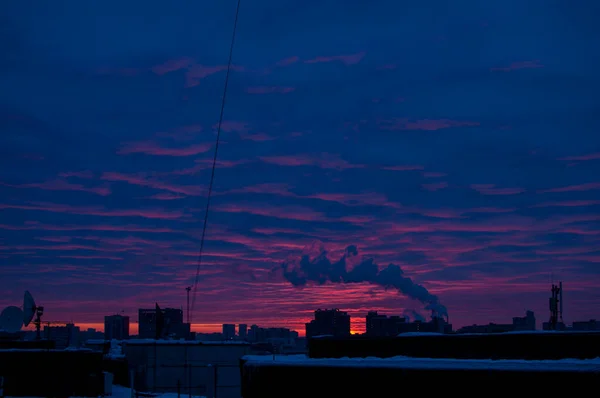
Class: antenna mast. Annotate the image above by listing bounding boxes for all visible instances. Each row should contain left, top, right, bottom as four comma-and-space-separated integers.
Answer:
185, 286, 192, 325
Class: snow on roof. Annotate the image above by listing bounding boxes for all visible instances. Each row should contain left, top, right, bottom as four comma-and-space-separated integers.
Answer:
397, 332, 443, 337
455, 330, 600, 337
124, 339, 249, 346
85, 339, 108, 344
242, 354, 600, 372
110, 385, 206, 398
0, 348, 98, 353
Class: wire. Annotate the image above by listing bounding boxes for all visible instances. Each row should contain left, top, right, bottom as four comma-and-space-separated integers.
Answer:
190, 0, 242, 323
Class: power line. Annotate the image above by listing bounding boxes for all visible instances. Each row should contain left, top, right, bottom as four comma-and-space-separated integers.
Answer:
190, 0, 242, 323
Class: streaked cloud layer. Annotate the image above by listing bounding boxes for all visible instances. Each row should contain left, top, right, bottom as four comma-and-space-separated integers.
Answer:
1, 0, 599, 333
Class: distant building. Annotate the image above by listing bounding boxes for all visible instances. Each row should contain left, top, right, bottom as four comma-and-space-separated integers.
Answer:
572, 320, 600, 331
513, 311, 536, 331
139, 307, 189, 339
397, 316, 452, 334
104, 315, 130, 340
222, 324, 236, 340
195, 332, 226, 341
239, 324, 248, 340
305, 309, 351, 338
44, 323, 80, 349
458, 311, 536, 334
366, 311, 407, 336
80, 328, 104, 342
542, 321, 567, 331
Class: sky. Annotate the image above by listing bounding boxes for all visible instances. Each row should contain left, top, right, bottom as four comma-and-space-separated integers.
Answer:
1, 0, 599, 335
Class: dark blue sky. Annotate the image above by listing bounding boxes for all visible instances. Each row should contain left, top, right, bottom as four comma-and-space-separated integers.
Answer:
1, 0, 599, 333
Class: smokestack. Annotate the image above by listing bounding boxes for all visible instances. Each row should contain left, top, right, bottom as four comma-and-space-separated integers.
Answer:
278, 241, 448, 319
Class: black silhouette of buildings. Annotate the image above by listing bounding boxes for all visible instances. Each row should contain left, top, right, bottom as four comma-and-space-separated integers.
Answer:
104, 314, 130, 340
138, 306, 190, 339
366, 311, 452, 335
458, 311, 536, 334
43, 323, 80, 349
305, 309, 351, 338
239, 324, 248, 340
222, 324, 236, 340
512, 311, 536, 331
247, 325, 298, 342
572, 319, 600, 331
366, 311, 407, 336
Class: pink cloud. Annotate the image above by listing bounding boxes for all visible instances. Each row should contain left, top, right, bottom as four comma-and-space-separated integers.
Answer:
491, 60, 543, 72
58, 255, 124, 261
339, 215, 378, 224
419, 209, 463, 219
118, 141, 211, 157
224, 183, 294, 197
532, 200, 600, 208
167, 158, 249, 176
379, 118, 480, 131
276, 56, 299, 66
423, 172, 447, 178
259, 153, 363, 170
305, 52, 366, 66
149, 193, 187, 200
35, 236, 72, 243
214, 203, 326, 222
185, 64, 244, 88
0, 202, 183, 220
382, 165, 424, 171
308, 192, 401, 210
247, 86, 295, 94
540, 182, 600, 193
466, 207, 517, 214
559, 152, 600, 162
215, 120, 250, 133
422, 182, 449, 191
0, 223, 174, 233
471, 184, 525, 195
151, 57, 194, 75
1, 179, 111, 196
101, 172, 203, 196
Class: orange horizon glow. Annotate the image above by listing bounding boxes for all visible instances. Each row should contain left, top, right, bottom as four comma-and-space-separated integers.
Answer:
24, 320, 373, 338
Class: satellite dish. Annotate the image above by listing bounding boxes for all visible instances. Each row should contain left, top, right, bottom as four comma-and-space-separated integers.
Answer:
0, 306, 24, 333
23, 290, 36, 327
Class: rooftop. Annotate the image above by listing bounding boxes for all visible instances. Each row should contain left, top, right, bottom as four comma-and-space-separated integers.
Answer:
242, 354, 600, 372
124, 339, 250, 346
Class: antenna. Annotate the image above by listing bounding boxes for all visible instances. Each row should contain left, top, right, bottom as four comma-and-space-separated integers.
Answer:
185, 286, 192, 325
0, 306, 24, 333
23, 290, 44, 339
559, 281, 564, 322
23, 290, 36, 326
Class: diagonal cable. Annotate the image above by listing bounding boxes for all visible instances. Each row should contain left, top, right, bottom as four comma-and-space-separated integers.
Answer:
190, 0, 242, 323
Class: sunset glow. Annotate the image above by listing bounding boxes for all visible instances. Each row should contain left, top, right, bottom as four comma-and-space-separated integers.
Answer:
1, 1, 599, 333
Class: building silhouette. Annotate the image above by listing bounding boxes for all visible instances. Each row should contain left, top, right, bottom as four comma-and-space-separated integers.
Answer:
458, 311, 535, 334
305, 309, 351, 338
44, 323, 80, 349
222, 324, 236, 340
138, 307, 189, 339
239, 324, 248, 340
366, 311, 408, 336
104, 314, 130, 340
572, 319, 600, 331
